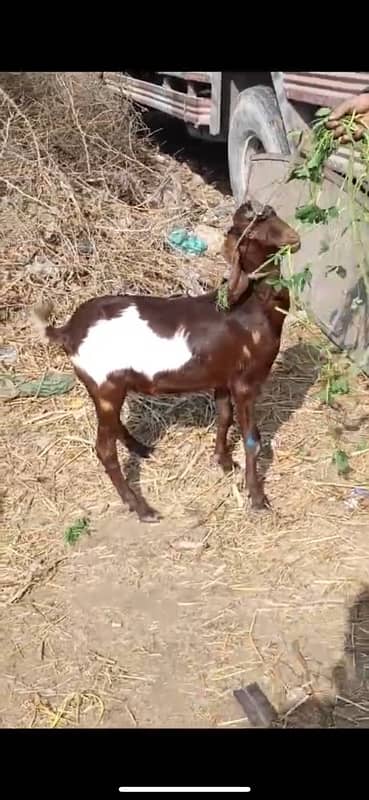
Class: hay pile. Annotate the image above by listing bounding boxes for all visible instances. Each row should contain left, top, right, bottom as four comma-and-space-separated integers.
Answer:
0, 71, 225, 315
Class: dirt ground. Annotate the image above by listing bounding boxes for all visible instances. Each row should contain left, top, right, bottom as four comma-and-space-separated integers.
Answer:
2, 73, 369, 729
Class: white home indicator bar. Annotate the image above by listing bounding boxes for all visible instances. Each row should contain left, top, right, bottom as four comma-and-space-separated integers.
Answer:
119, 789, 251, 793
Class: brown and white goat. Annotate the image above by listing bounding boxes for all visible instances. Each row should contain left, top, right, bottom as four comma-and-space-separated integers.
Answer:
31, 200, 300, 522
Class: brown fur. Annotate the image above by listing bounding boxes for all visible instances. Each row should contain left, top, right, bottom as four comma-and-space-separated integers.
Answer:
31, 200, 300, 522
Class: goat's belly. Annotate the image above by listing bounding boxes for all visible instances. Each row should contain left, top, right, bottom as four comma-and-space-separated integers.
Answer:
151, 366, 216, 394
121, 357, 216, 395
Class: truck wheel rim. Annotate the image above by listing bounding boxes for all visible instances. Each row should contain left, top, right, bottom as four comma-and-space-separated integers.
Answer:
241, 135, 264, 200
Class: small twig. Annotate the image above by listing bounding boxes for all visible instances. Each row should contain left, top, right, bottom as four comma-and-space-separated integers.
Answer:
56, 74, 91, 176
2, 178, 58, 215
0, 111, 15, 157
5, 557, 67, 605
217, 716, 248, 727
0, 84, 42, 169
248, 611, 264, 663
292, 640, 314, 689
125, 704, 138, 727
335, 695, 369, 713
280, 693, 311, 723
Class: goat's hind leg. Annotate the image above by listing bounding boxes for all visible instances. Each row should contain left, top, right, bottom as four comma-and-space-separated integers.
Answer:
213, 388, 235, 472
98, 385, 152, 459
95, 399, 160, 523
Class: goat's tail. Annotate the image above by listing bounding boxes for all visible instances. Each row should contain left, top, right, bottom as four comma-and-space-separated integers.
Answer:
30, 302, 68, 348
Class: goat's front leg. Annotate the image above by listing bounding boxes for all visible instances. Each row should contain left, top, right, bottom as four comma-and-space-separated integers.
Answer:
231, 379, 269, 510
96, 419, 160, 523
213, 388, 234, 472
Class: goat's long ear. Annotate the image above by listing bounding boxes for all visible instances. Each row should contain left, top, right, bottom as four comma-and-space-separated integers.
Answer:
222, 234, 249, 305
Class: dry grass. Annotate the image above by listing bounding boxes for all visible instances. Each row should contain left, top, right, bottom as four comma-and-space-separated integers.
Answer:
2, 72, 369, 728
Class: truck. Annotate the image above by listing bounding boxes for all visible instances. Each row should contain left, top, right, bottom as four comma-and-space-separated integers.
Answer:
103, 71, 369, 372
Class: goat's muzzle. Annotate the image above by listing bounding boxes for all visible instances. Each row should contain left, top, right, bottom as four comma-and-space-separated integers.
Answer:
287, 234, 301, 254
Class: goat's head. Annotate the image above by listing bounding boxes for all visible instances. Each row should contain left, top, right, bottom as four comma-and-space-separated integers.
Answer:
222, 199, 301, 305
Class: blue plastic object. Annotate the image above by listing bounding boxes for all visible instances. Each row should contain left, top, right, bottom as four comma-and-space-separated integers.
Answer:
167, 228, 208, 256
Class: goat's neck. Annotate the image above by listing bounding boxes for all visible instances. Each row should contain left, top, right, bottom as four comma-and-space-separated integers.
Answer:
255, 281, 289, 332
249, 258, 290, 334
240, 255, 290, 323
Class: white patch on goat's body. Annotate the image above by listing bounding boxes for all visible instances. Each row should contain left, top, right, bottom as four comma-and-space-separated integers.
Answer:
71, 304, 192, 386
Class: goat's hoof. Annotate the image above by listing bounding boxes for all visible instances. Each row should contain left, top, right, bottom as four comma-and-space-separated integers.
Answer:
134, 441, 153, 459
212, 453, 238, 473
251, 494, 271, 511
221, 458, 239, 474
138, 506, 162, 524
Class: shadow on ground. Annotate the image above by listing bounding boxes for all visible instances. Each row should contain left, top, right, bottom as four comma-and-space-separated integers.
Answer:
143, 110, 230, 195
277, 586, 369, 728
121, 340, 320, 510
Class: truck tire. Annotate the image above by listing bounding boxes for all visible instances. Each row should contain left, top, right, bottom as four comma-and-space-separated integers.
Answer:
228, 85, 290, 206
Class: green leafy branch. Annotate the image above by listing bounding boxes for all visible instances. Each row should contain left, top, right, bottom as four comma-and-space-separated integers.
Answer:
288, 107, 366, 186
215, 283, 230, 311
64, 517, 90, 545
295, 204, 339, 225
318, 348, 351, 407
266, 264, 312, 296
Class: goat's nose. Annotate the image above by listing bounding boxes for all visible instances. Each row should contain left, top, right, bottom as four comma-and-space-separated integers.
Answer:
288, 234, 301, 253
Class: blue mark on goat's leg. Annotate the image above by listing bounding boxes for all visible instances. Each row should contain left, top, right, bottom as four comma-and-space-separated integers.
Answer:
245, 433, 261, 453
